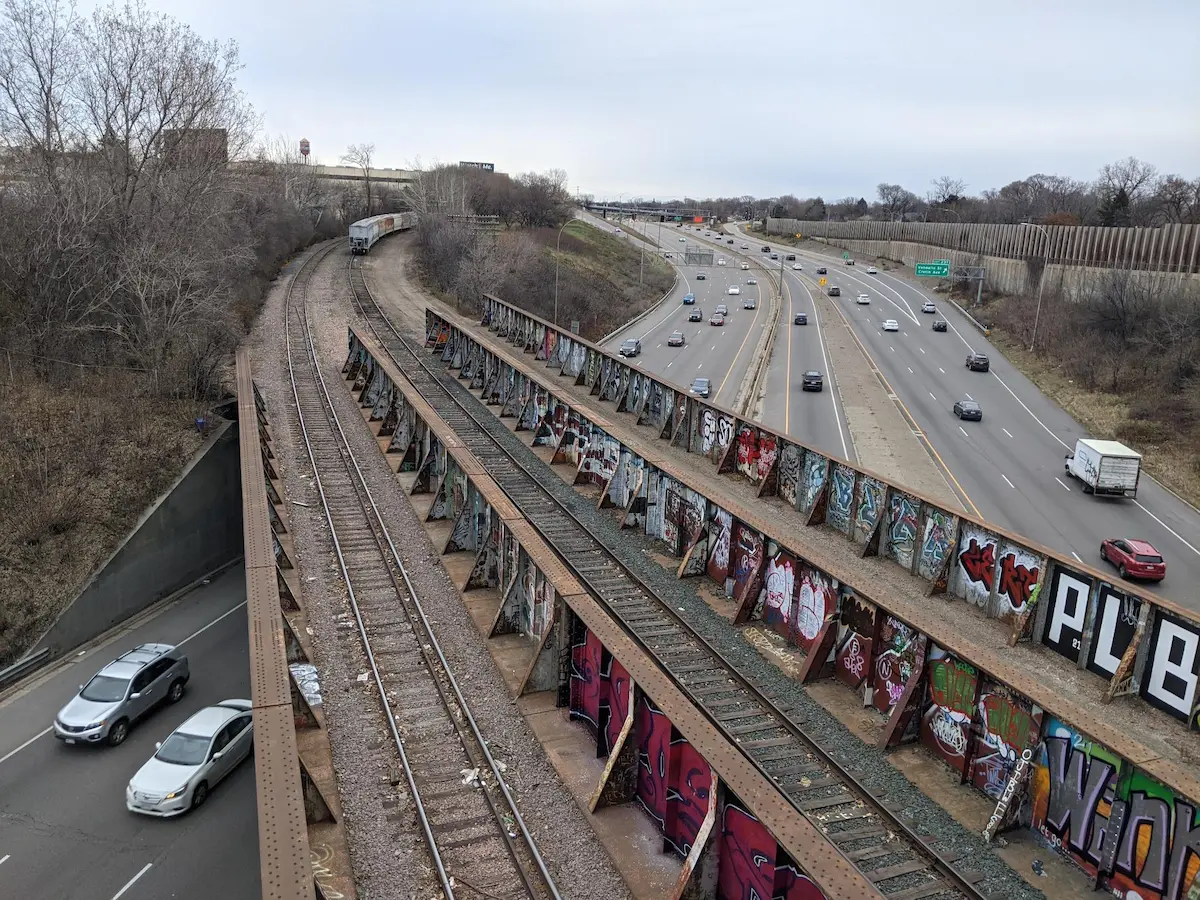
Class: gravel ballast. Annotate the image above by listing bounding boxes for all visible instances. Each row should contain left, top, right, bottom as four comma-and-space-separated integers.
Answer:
361, 236, 1050, 900
245, 243, 631, 900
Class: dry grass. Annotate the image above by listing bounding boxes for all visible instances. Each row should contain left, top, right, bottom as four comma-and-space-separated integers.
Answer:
984, 328, 1200, 508
0, 372, 206, 665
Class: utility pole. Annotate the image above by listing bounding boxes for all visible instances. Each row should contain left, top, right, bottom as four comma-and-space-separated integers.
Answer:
1021, 222, 1050, 352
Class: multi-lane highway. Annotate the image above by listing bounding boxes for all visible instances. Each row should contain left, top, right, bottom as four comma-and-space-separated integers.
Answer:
596, 216, 853, 461
0, 568, 258, 900
675, 220, 1200, 607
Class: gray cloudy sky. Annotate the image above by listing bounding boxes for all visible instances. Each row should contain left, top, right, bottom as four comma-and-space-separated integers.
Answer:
147, 0, 1198, 201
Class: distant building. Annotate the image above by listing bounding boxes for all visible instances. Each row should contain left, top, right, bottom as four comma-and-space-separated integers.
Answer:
160, 128, 228, 168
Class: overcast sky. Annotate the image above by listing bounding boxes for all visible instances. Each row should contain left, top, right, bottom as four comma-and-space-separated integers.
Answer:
143, 0, 1198, 202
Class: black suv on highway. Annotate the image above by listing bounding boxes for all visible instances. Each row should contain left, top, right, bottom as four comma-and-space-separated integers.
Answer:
816, 266, 827, 275
966, 352, 990, 372
802, 371, 824, 392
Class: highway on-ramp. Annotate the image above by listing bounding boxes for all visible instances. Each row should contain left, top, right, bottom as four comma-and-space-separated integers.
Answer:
0, 567, 258, 900
702, 223, 1200, 609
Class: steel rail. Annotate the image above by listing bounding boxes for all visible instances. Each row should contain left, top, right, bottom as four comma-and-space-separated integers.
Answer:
285, 244, 556, 900
347, 262, 994, 900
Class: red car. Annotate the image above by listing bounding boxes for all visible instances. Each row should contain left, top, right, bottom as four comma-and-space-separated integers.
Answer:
709, 313, 725, 326
1101, 538, 1166, 582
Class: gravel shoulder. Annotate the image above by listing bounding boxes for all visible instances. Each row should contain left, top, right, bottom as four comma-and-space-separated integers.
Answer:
244, 241, 631, 900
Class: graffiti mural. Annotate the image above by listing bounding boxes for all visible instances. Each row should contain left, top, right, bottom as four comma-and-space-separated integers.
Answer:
871, 616, 921, 714
773, 849, 828, 899
951, 524, 999, 611
598, 655, 630, 757
717, 801, 776, 900
1142, 612, 1200, 722
1031, 717, 1200, 900
918, 508, 956, 582
1086, 583, 1142, 680
708, 509, 734, 585
763, 549, 798, 641
834, 596, 875, 689
826, 464, 856, 534
795, 565, 838, 654
665, 736, 711, 857
852, 476, 885, 545
735, 425, 759, 481
716, 414, 735, 459
569, 628, 603, 732
969, 680, 1042, 799
635, 694, 671, 831
701, 408, 718, 456
1042, 564, 1093, 663
995, 542, 1042, 619
920, 647, 978, 774
731, 524, 763, 600
778, 443, 802, 508
801, 451, 828, 515
757, 433, 778, 484
886, 491, 920, 570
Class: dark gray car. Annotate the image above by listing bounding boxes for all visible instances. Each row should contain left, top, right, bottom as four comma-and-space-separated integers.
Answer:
954, 400, 983, 421
55, 643, 190, 746
691, 377, 711, 398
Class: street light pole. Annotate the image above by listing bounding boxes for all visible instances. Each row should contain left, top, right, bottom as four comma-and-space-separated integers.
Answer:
554, 217, 574, 327
1022, 222, 1050, 353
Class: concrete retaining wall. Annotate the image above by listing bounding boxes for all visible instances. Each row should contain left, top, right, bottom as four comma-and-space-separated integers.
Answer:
33, 419, 243, 658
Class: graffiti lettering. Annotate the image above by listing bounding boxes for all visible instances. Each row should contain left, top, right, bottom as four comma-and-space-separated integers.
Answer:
959, 538, 996, 591
998, 554, 1039, 612
929, 707, 968, 756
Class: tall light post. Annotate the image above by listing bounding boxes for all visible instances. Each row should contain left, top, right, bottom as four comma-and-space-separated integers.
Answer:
1022, 222, 1050, 352
553, 217, 574, 327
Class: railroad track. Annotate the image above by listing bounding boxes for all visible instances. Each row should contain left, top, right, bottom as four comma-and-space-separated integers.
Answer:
348, 256, 997, 900
283, 243, 558, 900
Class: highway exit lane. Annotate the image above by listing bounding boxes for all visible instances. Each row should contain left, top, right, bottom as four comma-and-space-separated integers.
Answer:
0, 567, 259, 900
781, 239, 1200, 607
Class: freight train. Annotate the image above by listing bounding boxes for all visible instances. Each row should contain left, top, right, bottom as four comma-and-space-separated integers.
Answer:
348, 212, 417, 255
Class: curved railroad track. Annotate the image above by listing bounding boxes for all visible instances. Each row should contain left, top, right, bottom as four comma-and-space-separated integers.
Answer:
282, 242, 558, 900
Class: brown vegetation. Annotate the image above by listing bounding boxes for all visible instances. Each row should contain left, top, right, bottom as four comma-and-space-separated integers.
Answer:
975, 275, 1200, 505
0, 0, 345, 663
409, 166, 672, 339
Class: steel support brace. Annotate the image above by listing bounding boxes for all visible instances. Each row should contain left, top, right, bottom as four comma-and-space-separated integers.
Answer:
490, 566, 525, 637
732, 550, 767, 625
1104, 605, 1150, 702
805, 466, 831, 526
678, 523, 709, 578
878, 635, 929, 750
518, 602, 562, 696
281, 613, 309, 665
798, 617, 838, 683
290, 671, 320, 729
299, 755, 335, 824
669, 775, 721, 900
588, 680, 640, 812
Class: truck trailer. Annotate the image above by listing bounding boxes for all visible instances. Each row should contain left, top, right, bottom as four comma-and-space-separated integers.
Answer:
1064, 438, 1142, 498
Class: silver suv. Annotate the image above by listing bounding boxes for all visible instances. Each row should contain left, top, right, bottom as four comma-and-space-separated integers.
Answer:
54, 643, 190, 746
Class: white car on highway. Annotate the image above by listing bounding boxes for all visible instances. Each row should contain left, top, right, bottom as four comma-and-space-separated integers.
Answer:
792, 263, 802, 270
746, 278, 757, 285
856, 294, 871, 305
126, 699, 254, 817
727, 286, 741, 295
867, 266, 878, 274
883, 319, 900, 332
740, 262, 750, 270
717, 258, 727, 266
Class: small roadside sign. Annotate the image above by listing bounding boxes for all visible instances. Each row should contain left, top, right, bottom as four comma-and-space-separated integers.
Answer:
819, 277, 827, 286
933, 258, 951, 266
794, 233, 803, 239
842, 252, 850, 259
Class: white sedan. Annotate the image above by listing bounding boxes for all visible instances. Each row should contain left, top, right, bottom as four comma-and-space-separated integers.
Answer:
856, 294, 871, 305
792, 263, 803, 270
883, 319, 900, 332
126, 699, 254, 817
717, 258, 727, 266
740, 263, 750, 270
727, 286, 741, 295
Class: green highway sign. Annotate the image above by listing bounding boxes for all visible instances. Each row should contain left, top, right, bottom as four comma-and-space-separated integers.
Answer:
933, 258, 951, 266
915, 262, 950, 277
674, 216, 682, 221
843, 251, 850, 259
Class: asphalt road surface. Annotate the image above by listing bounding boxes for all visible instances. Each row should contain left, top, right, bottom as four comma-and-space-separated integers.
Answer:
0, 567, 259, 900
686, 222, 1199, 609
598, 216, 853, 461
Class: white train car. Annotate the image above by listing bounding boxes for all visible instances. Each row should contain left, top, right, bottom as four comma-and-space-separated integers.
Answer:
348, 212, 417, 255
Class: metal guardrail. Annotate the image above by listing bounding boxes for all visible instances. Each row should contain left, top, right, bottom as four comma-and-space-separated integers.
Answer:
0, 648, 52, 690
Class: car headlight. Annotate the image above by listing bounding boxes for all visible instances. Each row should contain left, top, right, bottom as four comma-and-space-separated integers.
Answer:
85, 720, 106, 730
164, 785, 189, 800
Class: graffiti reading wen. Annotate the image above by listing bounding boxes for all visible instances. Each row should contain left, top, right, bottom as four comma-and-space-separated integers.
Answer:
1031, 717, 1200, 900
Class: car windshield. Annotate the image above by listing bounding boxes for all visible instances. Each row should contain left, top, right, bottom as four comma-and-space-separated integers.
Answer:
671, 332, 682, 340
962, 402, 979, 410
621, 341, 636, 350
155, 731, 212, 766
80, 674, 130, 703
694, 379, 709, 388
1135, 554, 1163, 564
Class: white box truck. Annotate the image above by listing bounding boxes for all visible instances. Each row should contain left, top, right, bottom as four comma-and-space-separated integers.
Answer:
1064, 439, 1142, 498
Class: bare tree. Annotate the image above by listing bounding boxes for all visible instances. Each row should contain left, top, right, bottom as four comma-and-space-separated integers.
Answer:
253, 134, 327, 224
876, 183, 917, 220
927, 176, 966, 206
342, 142, 375, 214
